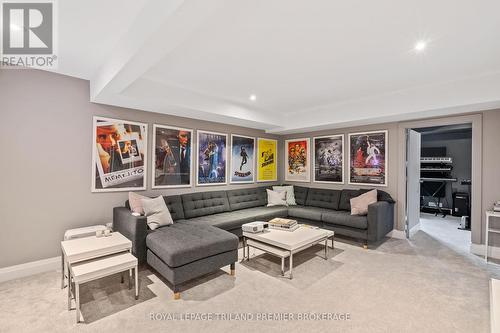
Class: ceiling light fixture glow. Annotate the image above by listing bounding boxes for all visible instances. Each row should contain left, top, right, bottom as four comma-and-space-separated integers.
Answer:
249, 94, 257, 101
414, 40, 427, 52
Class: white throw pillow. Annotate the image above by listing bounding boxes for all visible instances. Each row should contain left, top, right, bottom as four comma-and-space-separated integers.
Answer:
267, 189, 288, 207
141, 196, 174, 230
273, 185, 297, 206
350, 189, 377, 216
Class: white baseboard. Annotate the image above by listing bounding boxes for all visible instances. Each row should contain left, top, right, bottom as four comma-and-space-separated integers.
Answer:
0, 256, 60, 284
470, 243, 500, 260
388, 229, 406, 239
409, 222, 420, 238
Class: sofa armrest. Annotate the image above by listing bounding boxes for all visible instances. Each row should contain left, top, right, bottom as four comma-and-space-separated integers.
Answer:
367, 201, 395, 242
113, 207, 148, 263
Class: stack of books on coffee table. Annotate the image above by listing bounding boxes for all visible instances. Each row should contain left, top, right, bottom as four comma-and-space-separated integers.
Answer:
268, 218, 299, 232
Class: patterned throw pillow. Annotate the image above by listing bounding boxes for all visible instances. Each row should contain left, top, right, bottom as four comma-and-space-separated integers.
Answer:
273, 185, 297, 205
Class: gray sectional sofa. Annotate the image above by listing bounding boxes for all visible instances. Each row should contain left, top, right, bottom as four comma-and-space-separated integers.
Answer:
113, 185, 394, 298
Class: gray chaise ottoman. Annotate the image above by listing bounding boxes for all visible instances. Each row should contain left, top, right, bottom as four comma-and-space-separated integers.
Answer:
146, 222, 238, 299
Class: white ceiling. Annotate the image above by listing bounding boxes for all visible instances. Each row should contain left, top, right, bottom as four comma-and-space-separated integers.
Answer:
52, 0, 500, 133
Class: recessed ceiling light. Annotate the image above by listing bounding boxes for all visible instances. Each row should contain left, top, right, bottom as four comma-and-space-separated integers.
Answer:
414, 40, 427, 52
249, 94, 257, 101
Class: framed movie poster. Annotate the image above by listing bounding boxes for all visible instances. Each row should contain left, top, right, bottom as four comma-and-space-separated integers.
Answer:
285, 138, 310, 182
152, 124, 193, 188
257, 138, 277, 182
348, 130, 388, 186
197, 130, 228, 186
230, 134, 255, 184
92, 116, 147, 192
313, 135, 344, 184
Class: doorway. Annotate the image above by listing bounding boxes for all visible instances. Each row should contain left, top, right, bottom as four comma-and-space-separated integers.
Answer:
406, 124, 472, 252
398, 114, 482, 253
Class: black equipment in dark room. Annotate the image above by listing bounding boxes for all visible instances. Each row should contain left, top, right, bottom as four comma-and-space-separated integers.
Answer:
453, 192, 470, 217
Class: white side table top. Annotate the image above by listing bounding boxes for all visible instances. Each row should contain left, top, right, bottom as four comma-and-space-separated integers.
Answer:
486, 210, 500, 218
70, 252, 137, 284
61, 232, 131, 263
243, 225, 334, 251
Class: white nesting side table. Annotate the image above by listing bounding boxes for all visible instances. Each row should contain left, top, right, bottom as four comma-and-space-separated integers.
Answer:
61, 232, 133, 322
485, 211, 500, 262
61, 225, 107, 288
61, 232, 132, 288
69, 252, 138, 323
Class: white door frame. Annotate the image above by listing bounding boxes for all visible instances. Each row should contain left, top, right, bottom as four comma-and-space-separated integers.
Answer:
397, 114, 482, 245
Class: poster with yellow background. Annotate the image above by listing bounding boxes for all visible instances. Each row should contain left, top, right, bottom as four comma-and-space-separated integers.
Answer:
257, 138, 277, 182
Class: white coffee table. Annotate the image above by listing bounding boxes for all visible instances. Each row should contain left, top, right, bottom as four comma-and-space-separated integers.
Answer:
242, 225, 334, 279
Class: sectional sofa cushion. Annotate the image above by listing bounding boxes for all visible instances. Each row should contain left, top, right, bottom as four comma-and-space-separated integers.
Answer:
163, 195, 185, 220
292, 185, 309, 205
338, 189, 362, 211
181, 191, 230, 219
322, 210, 368, 229
146, 223, 238, 268
305, 188, 341, 210
185, 206, 288, 230
227, 187, 267, 211
287, 206, 334, 222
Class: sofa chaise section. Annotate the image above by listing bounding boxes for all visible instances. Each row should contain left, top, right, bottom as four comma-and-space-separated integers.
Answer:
146, 222, 238, 299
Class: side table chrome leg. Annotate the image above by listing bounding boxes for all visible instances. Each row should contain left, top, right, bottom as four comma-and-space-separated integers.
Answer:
61, 250, 65, 289
67, 275, 71, 310
241, 237, 247, 261
289, 251, 293, 279
75, 283, 80, 323
324, 238, 328, 260
281, 257, 285, 276
134, 266, 139, 300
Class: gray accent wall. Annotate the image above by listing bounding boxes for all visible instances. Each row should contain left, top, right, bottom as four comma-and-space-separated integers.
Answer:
0, 69, 281, 268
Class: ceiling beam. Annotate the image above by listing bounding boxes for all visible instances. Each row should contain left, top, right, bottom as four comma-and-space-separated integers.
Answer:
90, 0, 283, 129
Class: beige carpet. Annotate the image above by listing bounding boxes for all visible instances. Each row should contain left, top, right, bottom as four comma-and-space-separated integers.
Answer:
0, 231, 498, 333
